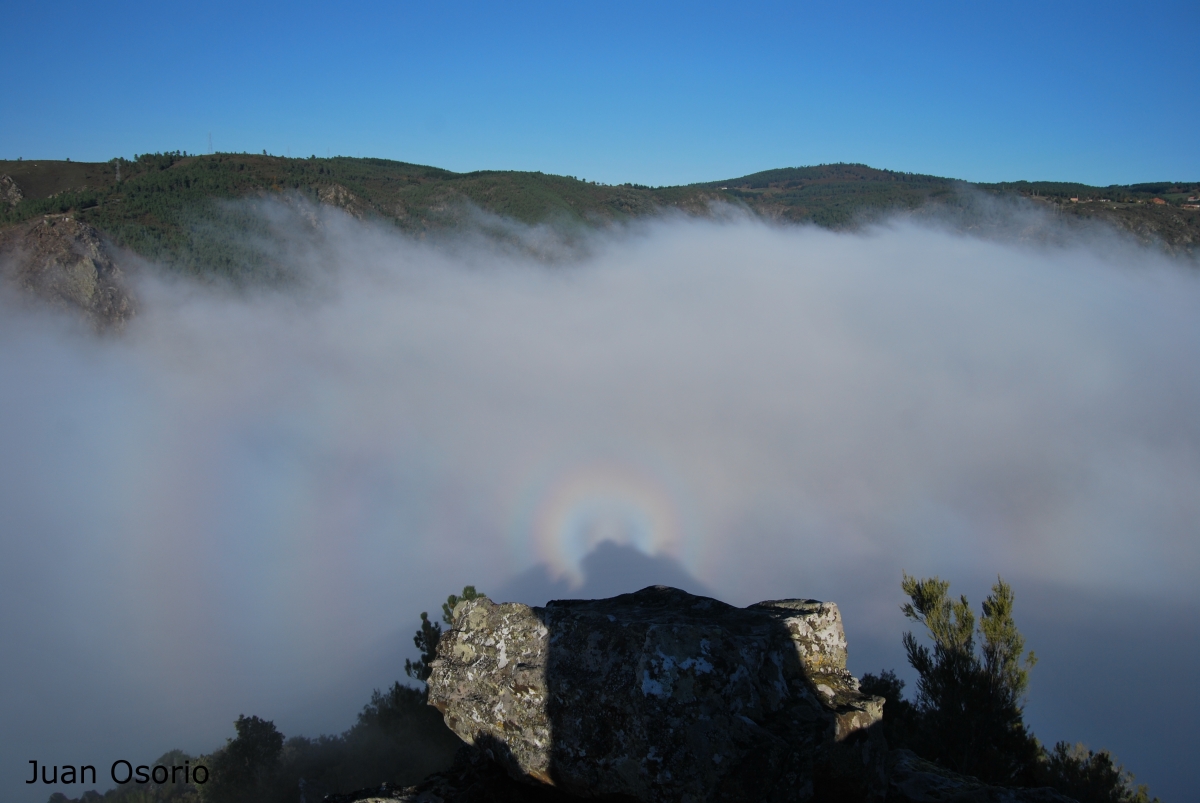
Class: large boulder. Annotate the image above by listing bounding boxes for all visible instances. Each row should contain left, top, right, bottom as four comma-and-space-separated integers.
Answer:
427, 586, 886, 803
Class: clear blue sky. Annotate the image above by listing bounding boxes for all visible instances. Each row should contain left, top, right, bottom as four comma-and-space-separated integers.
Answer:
4, 0, 1197, 186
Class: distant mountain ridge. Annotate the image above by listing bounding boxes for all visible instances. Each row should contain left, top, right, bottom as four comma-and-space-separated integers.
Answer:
0, 154, 1196, 286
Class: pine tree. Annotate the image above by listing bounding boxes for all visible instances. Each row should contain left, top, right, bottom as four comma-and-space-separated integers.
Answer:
404, 586, 484, 684
900, 574, 1040, 784
403, 612, 441, 684
441, 585, 482, 624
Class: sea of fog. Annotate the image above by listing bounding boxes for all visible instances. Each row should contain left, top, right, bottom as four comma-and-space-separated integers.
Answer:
1, 205, 1197, 802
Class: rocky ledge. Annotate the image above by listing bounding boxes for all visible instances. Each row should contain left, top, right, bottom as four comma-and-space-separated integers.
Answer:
329, 586, 1077, 803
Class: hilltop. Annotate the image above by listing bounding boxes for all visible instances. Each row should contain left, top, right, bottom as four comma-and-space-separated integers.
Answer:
0, 154, 1197, 290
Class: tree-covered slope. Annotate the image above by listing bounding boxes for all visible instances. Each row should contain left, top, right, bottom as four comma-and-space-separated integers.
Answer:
692, 163, 958, 227
1, 154, 1197, 282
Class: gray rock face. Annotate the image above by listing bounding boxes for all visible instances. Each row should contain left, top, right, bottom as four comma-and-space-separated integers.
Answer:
427, 586, 886, 803
0, 215, 135, 330
0, 174, 24, 207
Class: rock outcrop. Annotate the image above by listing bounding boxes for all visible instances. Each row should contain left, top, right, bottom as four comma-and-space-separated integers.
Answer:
0, 215, 135, 330
318, 183, 367, 217
0, 174, 24, 207
427, 586, 887, 803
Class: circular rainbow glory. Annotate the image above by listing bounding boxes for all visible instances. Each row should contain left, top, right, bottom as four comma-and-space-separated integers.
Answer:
512, 457, 694, 587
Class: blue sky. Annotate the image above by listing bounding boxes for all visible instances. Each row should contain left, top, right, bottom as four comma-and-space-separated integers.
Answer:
4, 1, 1197, 185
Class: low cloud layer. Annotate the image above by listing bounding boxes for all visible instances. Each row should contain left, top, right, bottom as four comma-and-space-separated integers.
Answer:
1, 205, 1197, 800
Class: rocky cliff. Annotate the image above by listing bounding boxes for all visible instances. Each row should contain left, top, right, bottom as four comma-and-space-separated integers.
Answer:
0, 214, 135, 331
0, 174, 25, 207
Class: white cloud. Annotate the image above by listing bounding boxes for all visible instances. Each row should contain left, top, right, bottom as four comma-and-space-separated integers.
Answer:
1, 204, 1197, 800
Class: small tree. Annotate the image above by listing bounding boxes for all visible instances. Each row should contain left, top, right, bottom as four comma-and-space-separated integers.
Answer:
1038, 742, 1159, 803
872, 574, 1159, 802
441, 585, 482, 625
404, 586, 484, 684
900, 574, 1040, 785
403, 612, 441, 684
858, 669, 917, 749
200, 715, 284, 803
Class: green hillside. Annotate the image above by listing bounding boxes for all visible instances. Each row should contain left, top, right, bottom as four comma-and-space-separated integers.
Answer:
1, 153, 1197, 282
692, 163, 957, 227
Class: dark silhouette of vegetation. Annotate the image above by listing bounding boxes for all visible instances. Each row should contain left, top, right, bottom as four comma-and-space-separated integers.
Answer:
1037, 742, 1157, 803
46, 589, 481, 803
858, 668, 917, 749
200, 715, 284, 803
869, 574, 1158, 803
269, 683, 460, 801
182, 686, 460, 803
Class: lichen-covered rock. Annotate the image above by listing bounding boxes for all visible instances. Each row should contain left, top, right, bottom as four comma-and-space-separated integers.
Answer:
427, 586, 886, 803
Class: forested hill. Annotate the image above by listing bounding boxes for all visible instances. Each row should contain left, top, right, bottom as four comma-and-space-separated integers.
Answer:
1, 153, 1197, 281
